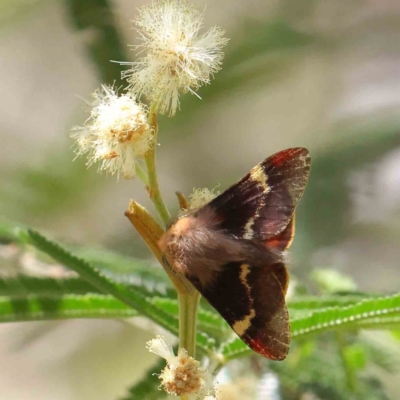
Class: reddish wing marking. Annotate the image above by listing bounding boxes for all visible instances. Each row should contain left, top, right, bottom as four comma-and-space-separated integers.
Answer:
207, 148, 310, 240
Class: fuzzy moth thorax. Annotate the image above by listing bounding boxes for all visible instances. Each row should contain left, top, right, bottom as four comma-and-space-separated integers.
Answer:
158, 209, 246, 286
158, 215, 195, 275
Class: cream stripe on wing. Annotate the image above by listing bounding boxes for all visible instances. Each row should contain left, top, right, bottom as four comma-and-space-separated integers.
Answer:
249, 165, 270, 193
232, 264, 255, 336
243, 165, 271, 239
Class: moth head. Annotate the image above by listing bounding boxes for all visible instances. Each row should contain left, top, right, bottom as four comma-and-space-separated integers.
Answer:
158, 215, 195, 275
160, 215, 191, 244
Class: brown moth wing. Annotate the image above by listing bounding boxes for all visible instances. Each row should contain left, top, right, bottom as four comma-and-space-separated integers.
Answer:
266, 214, 295, 251
187, 261, 290, 360
207, 148, 310, 241
264, 215, 295, 295
269, 262, 290, 296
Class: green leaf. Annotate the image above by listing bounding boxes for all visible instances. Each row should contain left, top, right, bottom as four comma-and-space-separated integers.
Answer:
288, 294, 373, 310
0, 276, 97, 297
0, 276, 225, 337
23, 229, 180, 331
17, 229, 216, 354
291, 293, 400, 338
76, 247, 171, 285
0, 294, 136, 322
76, 250, 177, 299
356, 316, 400, 331
0, 275, 177, 305
220, 293, 400, 361
0, 273, 225, 336
0, 279, 218, 354
0, 219, 174, 296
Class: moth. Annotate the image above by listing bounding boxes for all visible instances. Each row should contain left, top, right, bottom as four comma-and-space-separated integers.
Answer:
159, 148, 311, 360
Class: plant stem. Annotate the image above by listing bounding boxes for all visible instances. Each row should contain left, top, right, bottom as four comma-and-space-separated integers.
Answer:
139, 105, 200, 378
135, 161, 149, 186
178, 291, 201, 357
145, 104, 171, 226
125, 200, 190, 295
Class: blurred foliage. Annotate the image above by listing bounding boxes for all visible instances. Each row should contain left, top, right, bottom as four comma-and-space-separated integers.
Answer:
0, 220, 399, 399
64, 0, 128, 86
2, 0, 400, 399
0, 151, 102, 224
161, 20, 317, 133
121, 357, 167, 400
0, 0, 49, 28
312, 268, 357, 293
296, 125, 400, 267
270, 335, 394, 400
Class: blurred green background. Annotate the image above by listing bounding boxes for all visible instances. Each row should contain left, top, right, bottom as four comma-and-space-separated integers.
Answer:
1, 0, 400, 399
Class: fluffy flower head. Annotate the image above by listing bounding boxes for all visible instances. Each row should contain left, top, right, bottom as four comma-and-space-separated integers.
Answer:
124, 0, 228, 116
70, 85, 151, 179
147, 336, 216, 399
188, 186, 220, 210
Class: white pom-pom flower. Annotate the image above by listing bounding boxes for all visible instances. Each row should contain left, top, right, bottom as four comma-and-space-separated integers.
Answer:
123, 0, 228, 116
70, 85, 151, 179
188, 187, 220, 210
147, 336, 216, 399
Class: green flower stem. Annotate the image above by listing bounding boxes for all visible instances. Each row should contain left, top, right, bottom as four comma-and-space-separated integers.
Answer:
178, 291, 201, 357
135, 161, 149, 186
141, 105, 200, 384
144, 104, 171, 226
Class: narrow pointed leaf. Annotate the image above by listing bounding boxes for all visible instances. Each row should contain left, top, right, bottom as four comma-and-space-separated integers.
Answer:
220, 292, 400, 361
0, 294, 136, 322
24, 229, 177, 330
19, 229, 216, 353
